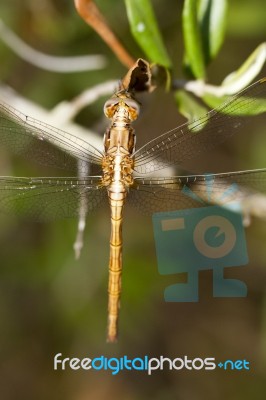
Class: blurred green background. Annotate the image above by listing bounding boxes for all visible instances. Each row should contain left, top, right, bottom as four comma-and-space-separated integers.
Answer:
0, 1, 266, 399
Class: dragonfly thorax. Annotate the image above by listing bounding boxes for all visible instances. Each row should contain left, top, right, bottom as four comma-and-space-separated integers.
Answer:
102, 96, 136, 190
102, 154, 134, 188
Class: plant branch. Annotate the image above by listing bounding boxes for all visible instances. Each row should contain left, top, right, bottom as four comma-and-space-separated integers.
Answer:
0, 19, 106, 72
0, 84, 103, 150
74, 0, 135, 68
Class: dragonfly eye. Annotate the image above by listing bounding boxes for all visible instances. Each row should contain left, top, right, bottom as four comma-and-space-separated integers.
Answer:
104, 98, 119, 119
124, 98, 140, 121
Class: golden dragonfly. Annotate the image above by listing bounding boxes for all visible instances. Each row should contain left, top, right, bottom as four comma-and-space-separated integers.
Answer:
0, 60, 266, 342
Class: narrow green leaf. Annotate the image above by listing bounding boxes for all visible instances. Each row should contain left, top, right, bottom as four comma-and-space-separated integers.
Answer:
203, 78, 266, 115
198, 0, 228, 63
204, 94, 266, 115
182, 0, 227, 76
203, 93, 266, 115
221, 43, 266, 93
175, 90, 208, 127
124, 0, 171, 68
150, 63, 172, 91
200, 43, 266, 112
182, 0, 206, 78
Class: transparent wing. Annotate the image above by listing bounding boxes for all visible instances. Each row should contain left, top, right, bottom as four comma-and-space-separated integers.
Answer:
129, 169, 266, 214
0, 176, 107, 221
0, 101, 103, 174
133, 79, 266, 174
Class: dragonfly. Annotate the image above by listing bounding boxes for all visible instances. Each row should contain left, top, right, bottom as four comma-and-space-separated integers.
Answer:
0, 63, 266, 342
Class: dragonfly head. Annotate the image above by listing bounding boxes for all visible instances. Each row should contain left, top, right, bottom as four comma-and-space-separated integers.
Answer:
104, 95, 140, 122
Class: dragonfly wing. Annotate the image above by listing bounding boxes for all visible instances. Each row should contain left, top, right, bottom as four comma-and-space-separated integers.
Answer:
129, 169, 266, 214
133, 79, 266, 175
0, 176, 107, 221
128, 177, 202, 214
0, 101, 103, 174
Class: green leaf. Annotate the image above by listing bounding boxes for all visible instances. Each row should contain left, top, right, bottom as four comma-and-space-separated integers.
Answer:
150, 63, 172, 91
203, 94, 266, 115
124, 0, 171, 68
182, 0, 206, 78
198, 0, 228, 62
175, 90, 208, 126
198, 43, 266, 111
182, 0, 227, 77
221, 43, 266, 93
203, 78, 266, 115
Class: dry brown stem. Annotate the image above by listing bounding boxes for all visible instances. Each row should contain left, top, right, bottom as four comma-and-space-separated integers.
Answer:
74, 0, 135, 68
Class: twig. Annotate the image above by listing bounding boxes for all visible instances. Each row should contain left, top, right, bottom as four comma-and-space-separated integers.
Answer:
0, 18, 106, 72
74, 0, 135, 68
0, 84, 103, 149
51, 80, 117, 123
184, 80, 254, 97
74, 160, 90, 259
172, 79, 244, 97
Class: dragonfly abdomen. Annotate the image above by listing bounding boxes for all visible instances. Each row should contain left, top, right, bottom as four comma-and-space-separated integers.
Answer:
106, 191, 126, 342
105, 154, 133, 342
